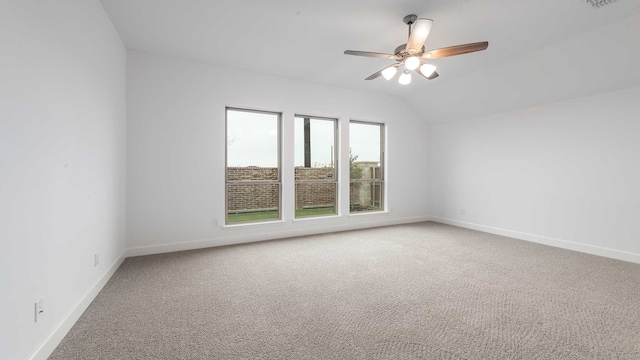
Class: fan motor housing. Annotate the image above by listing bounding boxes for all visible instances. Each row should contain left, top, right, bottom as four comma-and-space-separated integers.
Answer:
394, 44, 425, 57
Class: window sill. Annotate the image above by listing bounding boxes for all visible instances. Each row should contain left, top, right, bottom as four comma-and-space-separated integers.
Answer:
292, 214, 341, 223
222, 219, 286, 230
348, 210, 388, 217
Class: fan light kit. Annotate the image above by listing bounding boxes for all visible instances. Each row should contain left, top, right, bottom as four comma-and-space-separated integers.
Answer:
399, 70, 412, 85
381, 66, 397, 80
404, 56, 421, 70
344, 14, 489, 85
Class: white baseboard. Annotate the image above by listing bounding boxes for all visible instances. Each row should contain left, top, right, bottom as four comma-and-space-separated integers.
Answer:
429, 216, 640, 264
29, 253, 126, 360
126, 215, 431, 257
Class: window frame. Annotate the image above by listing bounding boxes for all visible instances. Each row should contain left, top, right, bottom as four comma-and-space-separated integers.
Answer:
349, 120, 385, 214
225, 107, 282, 225
294, 114, 339, 219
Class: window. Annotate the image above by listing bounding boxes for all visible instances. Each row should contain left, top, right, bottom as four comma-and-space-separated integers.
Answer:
226, 108, 281, 224
349, 121, 384, 213
294, 115, 338, 218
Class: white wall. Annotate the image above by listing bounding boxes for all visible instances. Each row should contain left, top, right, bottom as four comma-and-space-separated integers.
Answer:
0, 1, 126, 359
126, 51, 429, 255
429, 86, 640, 263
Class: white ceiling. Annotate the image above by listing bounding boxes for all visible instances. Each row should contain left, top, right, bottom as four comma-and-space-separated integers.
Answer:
100, 0, 640, 122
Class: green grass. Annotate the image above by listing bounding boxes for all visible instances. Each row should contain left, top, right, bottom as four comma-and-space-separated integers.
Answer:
227, 211, 279, 223
227, 207, 335, 223
350, 205, 381, 212
295, 207, 335, 218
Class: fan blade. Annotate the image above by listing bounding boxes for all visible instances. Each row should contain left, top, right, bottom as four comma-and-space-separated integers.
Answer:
344, 50, 399, 60
365, 67, 387, 80
406, 18, 433, 54
416, 68, 439, 80
421, 41, 488, 60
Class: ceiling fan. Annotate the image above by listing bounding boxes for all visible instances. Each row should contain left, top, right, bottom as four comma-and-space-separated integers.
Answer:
344, 14, 488, 85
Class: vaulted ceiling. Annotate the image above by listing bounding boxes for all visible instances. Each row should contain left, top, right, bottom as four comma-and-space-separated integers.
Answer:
100, 0, 640, 122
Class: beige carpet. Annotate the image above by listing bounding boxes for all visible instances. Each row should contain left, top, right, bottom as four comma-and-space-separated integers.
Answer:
50, 222, 640, 359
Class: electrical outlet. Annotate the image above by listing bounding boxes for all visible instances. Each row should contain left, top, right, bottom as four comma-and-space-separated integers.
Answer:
461, 208, 466, 216
94, 253, 99, 267
34, 299, 44, 323
213, 219, 218, 227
